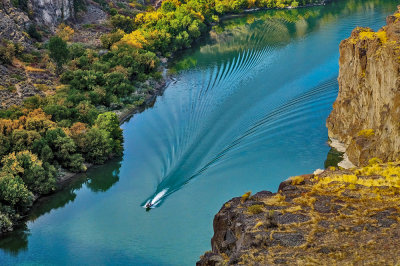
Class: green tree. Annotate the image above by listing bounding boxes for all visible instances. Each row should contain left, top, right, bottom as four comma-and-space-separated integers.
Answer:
1, 151, 56, 194
11, 130, 41, 152
49, 36, 69, 74
0, 172, 33, 209
0, 134, 10, 157
68, 43, 86, 59
82, 127, 113, 164
32, 138, 54, 162
45, 128, 85, 172
111, 14, 135, 33
161, 0, 177, 12
95, 112, 123, 155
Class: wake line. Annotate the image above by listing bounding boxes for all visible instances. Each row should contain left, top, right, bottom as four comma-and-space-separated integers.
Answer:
188, 43, 275, 140
142, 78, 338, 207
186, 22, 282, 141
184, 45, 271, 153
181, 78, 338, 181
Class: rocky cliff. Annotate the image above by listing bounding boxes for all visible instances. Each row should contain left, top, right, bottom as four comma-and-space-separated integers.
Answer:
198, 162, 400, 265
0, 0, 32, 44
326, 6, 400, 166
1, 0, 75, 28
30, 0, 75, 26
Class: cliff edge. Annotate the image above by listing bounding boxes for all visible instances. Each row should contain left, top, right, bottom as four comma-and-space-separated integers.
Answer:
198, 162, 400, 265
327, 6, 400, 166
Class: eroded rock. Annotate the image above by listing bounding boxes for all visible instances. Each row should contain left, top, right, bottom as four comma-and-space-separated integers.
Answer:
327, 6, 400, 166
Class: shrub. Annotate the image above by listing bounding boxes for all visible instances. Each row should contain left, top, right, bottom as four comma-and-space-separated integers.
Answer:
109, 8, 117, 16
247, 204, 264, 215
0, 42, 16, 65
56, 23, 75, 42
45, 128, 85, 172
241, 191, 251, 202
69, 43, 86, 59
0, 211, 13, 233
11, 0, 28, 12
368, 157, 382, 166
357, 129, 375, 137
111, 14, 135, 33
100, 29, 125, 49
73, 0, 87, 13
10, 130, 42, 152
161, 0, 177, 13
290, 175, 304, 185
0, 172, 33, 209
27, 24, 42, 41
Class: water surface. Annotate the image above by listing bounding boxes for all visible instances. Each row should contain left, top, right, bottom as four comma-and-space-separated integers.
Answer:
0, 0, 397, 264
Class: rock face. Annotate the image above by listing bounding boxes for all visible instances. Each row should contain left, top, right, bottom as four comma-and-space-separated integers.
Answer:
326, 6, 400, 166
1, 0, 75, 29
30, 0, 75, 26
198, 163, 400, 265
0, 0, 32, 45
0, 64, 50, 109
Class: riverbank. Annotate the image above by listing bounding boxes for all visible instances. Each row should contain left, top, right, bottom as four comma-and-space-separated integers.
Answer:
198, 161, 400, 265
219, 0, 330, 21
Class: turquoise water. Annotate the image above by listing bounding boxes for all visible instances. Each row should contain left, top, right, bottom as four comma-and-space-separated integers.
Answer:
0, 1, 397, 264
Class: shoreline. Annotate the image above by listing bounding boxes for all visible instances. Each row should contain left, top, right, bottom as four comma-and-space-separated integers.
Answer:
55, 72, 171, 186
219, 1, 329, 21
5, 65, 172, 233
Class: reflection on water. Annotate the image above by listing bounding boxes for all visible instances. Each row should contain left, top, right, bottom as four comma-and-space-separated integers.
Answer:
0, 158, 122, 255
0, 0, 398, 264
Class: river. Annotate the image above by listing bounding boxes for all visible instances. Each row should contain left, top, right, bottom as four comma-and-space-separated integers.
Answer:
0, 0, 397, 264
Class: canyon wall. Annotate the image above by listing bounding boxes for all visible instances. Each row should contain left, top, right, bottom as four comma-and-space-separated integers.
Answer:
1, 0, 75, 29
327, 6, 400, 166
30, 0, 75, 26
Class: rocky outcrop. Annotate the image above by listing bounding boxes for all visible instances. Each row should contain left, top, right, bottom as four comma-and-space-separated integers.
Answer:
0, 0, 32, 46
30, 0, 75, 26
198, 162, 400, 265
0, 65, 48, 109
1, 0, 75, 30
326, 7, 400, 166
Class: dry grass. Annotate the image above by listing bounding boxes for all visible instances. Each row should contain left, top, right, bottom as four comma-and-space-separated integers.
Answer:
234, 161, 400, 264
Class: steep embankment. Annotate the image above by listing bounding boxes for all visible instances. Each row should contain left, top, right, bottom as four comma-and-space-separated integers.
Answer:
327, 7, 400, 166
197, 163, 400, 265
198, 7, 400, 266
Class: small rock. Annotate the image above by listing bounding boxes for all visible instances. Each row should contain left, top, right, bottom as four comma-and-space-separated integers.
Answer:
313, 169, 324, 175
272, 232, 305, 247
276, 213, 310, 224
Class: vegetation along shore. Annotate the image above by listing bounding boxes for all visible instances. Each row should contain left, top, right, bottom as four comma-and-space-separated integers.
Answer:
0, 0, 326, 234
